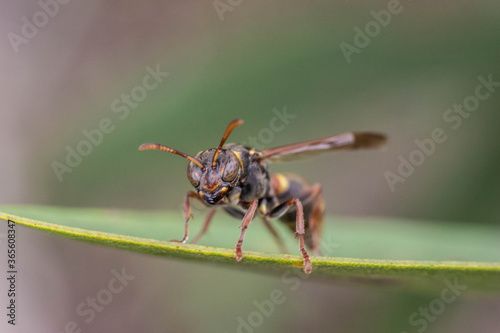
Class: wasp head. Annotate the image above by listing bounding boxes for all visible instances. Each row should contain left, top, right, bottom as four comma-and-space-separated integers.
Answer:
187, 149, 242, 205
139, 119, 244, 206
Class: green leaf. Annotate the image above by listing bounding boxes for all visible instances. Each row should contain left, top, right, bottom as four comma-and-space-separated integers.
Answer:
1, 205, 499, 293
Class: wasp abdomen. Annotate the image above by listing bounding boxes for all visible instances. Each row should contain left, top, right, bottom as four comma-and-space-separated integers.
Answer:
271, 173, 324, 252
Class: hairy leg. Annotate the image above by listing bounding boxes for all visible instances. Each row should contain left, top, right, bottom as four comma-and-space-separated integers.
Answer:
270, 198, 312, 274
171, 191, 206, 243
234, 199, 259, 262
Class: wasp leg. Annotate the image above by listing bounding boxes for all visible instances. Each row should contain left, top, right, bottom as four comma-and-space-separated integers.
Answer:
191, 208, 217, 244
261, 216, 288, 254
235, 199, 259, 262
305, 184, 324, 256
269, 198, 312, 274
171, 191, 207, 243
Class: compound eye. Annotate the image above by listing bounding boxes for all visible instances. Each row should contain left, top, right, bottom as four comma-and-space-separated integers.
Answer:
187, 162, 202, 187
221, 157, 239, 182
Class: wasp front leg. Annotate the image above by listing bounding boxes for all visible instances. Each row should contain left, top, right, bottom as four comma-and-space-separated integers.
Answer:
269, 198, 312, 274
171, 191, 207, 243
234, 199, 259, 262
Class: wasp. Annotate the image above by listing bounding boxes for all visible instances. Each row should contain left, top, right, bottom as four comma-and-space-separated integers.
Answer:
139, 119, 386, 274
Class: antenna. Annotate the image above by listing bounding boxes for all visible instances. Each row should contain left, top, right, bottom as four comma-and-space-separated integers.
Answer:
139, 143, 205, 170
212, 119, 244, 168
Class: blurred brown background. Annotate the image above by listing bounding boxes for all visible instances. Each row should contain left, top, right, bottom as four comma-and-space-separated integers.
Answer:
1, 1, 500, 332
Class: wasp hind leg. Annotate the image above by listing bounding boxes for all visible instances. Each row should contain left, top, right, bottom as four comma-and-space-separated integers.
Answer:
269, 198, 312, 274
304, 184, 324, 256
278, 183, 324, 255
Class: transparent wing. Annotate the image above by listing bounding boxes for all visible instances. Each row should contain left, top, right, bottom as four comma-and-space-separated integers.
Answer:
260, 132, 387, 162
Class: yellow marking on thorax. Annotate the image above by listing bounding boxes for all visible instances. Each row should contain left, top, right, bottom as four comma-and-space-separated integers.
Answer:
259, 202, 268, 215
228, 190, 240, 204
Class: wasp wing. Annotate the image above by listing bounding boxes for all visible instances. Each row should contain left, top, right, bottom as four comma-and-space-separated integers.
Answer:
260, 132, 386, 162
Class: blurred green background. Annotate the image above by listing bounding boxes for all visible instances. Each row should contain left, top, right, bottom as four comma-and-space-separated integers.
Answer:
1, 1, 500, 332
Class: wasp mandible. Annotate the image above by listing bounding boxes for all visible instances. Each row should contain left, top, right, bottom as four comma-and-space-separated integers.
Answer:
139, 119, 386, 274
